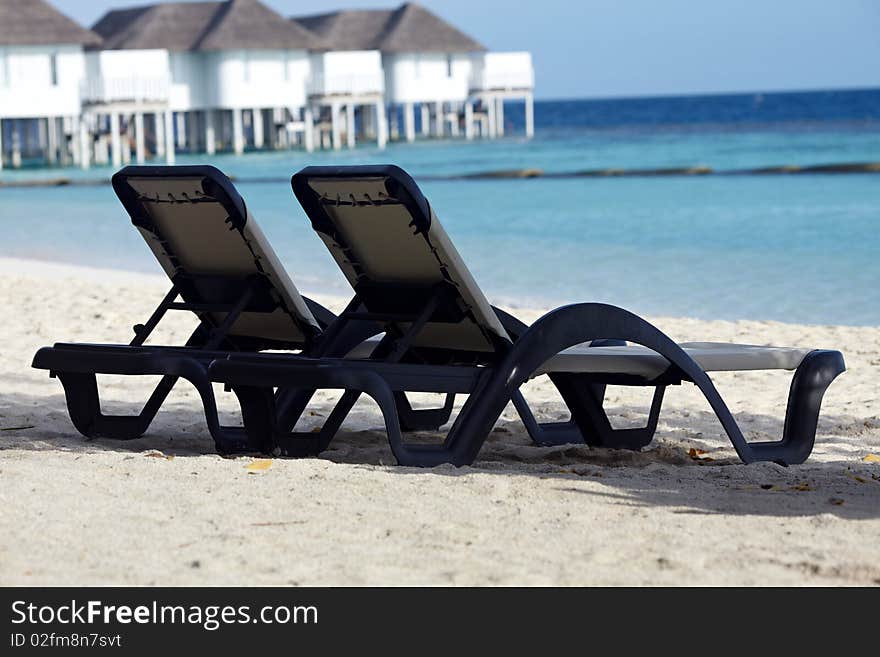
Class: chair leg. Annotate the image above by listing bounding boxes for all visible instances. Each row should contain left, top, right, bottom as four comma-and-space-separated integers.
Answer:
274, 390, 361, 457
714, 350, 845, 465
394, 392, 455, 431
54, 366, 259, 455
264, 377, 405, 461
273, 387, 316, 434
230, 386, 277, 454
169, 366, 268, 455
55, 372, 175, 440
275, 388, 454, 435
513, 375, 665, 451
510, 391, 584, 446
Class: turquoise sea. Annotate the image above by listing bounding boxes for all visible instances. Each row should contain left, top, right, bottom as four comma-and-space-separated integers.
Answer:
1, 89, 878, 325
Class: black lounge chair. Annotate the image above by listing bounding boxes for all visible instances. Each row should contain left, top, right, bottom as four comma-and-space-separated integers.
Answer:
31, 165, 393, 454
207, 164, 845, 467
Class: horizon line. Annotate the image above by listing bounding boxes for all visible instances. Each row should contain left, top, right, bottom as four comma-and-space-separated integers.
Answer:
535, 84, 880, 103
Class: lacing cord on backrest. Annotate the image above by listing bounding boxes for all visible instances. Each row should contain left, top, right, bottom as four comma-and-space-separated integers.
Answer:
316, 185, 503, 351
133, 186, 314, 344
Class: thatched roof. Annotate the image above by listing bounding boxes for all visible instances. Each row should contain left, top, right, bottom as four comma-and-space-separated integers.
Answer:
92, 0, 325, 52
295, 10, 389, 51
294, 3, 485, 53
0, 0, 101, 47
92, 2, 216, 51
196, 0, 325, 50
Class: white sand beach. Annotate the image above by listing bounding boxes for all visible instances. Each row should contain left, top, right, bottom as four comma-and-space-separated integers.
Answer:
0, 257, 878, 586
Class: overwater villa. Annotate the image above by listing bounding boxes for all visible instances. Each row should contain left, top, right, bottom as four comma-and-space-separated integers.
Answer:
88, 0, 328, 164
0, 0, 535, 169
0, 0, 101, 170
294, 3, 534, 143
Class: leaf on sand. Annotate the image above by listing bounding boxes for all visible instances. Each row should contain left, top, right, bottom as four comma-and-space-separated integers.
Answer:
862, 454, 880, 463
144, 450, 173, 460
846, 472, 868, 484
246, 459, 273, 474
790, 483, 813, 492
687, 448, 714, 462
828, 498, 845, 506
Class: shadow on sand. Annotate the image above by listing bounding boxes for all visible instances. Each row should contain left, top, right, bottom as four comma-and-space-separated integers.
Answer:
2, 390, 879, 521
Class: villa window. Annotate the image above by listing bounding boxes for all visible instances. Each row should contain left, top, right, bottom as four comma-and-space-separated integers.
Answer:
446, 54, 454, 78
0, 50, 6, 87
243, 51, 250, 82
49, 52, 58, 86
284, 51, 291, 82
414, 53, 420, 78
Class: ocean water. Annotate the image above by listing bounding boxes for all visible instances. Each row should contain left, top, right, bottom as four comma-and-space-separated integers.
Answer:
1, 88, 878, 325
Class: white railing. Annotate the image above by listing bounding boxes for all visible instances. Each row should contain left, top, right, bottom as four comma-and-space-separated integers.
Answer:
470, 69, 534, 92
0, 84, 81, 118
389, 75, 469, 104
81, 77, 170, 104
308, 71, 384, 97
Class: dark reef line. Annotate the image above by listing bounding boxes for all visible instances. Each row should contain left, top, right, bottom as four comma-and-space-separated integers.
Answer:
1, 161, 879, 188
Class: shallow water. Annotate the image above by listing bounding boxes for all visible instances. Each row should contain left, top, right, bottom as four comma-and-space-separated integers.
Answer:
1, 90, 878, 325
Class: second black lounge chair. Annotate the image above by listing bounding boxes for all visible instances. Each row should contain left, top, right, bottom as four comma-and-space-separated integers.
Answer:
208, 165, 845, 466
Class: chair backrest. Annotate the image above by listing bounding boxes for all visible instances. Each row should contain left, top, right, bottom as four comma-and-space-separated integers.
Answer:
112, 165, 320, 349
291, 165, 510, 358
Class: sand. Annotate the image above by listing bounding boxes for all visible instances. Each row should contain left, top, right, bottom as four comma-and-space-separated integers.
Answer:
0, 257, 878, 586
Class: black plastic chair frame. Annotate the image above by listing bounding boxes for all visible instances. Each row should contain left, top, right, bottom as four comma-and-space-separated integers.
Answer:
209, 301, 844, 467
204, 163, 845, 467
33, 271, 333, 453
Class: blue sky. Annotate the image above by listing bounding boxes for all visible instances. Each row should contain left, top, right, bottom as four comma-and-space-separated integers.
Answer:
57, 0, 880, 99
